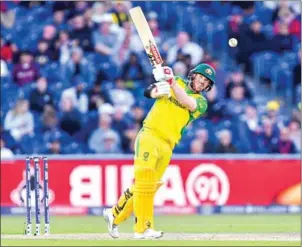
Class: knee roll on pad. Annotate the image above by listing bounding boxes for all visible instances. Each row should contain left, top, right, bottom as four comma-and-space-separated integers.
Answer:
134, 167, 157, 195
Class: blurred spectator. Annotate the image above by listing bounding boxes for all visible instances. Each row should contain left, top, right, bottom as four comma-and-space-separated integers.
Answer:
108, 78, 135, 113
237, 16, 269, 73
265, 100, 285, 130
1, 38, 17, 63
272, 3, 301, 40
48, 139, 62, 154
83, 6, 94, 28
59, 97, 82, 136
241, 104, 261, 133
19, 1, 45, 8
291, 103, 301, 125
292, 49, 301, 104
190, 129, 213, 154
272, 22, 296, 53
112, 106, 131, 152
91, 2, 110, 23
167, 32, 204, 67
88, 114, 121, 153
55, 30, 75, 64
111, 1, 131, 27
0, 59, 9, 77
52, 1, 72, 12
112, 106, 130, 135
42, 25, 57, 54
272, 127, 296, 154
231, 1, 255, 14
60, 76, 88, 114
61, 47, 92, 85
257, 118, 279, 153
44, 134, 64, 154
119, 21, 144, 63
53, 9, 67, 30
41, 105, 59, 132
190, 139, 205, 154
202, 51, 215, 68
35, 40, 54, 66
70, 14, 93, 51
225, 86, 249, 116
13, 51, 40, 86
147, 11, 161, 38
73, 1, 91, 13
128, 104, 146, 129
204, 86, 225, 122
288, 119, 301, 152
29, 77, 54, 113
93, 13, 125, 64
228, 6, 243, 40
121, 52, 145, 81
147, 12, 161, 45
88, 80, 110, 112
4, 99, 34, 141
0, 138, 14, 160
239, 104, 261, 152
172, 61, 187, 78
0, 1, 15, 28
265, 1, 300, 16
98, 103, 115, 116
215, 129, 237, 153
226, 69, 253, 99
183, 54, 194, 72
0, 125, 17, 152
123, 122, 140, 153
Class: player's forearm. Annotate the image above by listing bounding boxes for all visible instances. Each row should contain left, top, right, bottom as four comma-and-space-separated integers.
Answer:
144, 84, 157, 98
171, 83, 197, 112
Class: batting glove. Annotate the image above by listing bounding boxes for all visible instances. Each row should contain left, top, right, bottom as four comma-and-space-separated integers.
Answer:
153, 81, 171, 98
162, 66, 175, 85
152, 66, 165, 82
153, 66, 176, 86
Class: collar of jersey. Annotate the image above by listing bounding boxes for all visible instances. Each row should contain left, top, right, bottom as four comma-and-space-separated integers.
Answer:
184, 83, 195, 95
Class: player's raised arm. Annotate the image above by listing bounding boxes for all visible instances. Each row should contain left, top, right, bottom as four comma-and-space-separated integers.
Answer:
171, 82, 198, 112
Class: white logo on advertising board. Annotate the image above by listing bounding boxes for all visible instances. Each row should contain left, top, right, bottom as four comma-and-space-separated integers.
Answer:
186, 164, 230, 205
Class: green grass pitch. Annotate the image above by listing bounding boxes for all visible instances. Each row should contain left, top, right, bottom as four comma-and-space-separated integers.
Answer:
1, 215, 300, 246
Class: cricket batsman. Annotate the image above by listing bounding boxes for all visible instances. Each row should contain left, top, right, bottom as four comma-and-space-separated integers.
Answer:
103, 63, 216, 239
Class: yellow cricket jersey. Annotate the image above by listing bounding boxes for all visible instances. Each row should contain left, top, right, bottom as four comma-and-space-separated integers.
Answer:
143, 76, 208, 148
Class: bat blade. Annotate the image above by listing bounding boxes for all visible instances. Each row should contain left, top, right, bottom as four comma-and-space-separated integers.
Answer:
129, 6, 163, 68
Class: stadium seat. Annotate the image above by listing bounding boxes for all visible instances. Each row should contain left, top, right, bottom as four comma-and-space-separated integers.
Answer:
251, 51, 280, 82
271, 63, 293, 103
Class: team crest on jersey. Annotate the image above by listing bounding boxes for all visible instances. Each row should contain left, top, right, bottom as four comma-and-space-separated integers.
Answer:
143, 152, 149, 161
205, 68, 213, 75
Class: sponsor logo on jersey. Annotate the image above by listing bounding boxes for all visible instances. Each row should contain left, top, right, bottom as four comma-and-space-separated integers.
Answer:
168, 97, 186, 109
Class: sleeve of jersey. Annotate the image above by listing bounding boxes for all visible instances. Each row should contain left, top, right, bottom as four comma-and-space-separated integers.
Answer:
175, 76, 184, 87
190, 96, 208, 119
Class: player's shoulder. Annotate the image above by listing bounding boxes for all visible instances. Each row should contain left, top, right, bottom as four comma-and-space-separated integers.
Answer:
190, 92, 207, 102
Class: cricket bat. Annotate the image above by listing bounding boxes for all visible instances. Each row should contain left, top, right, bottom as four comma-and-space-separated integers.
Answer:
129, 7, 163, 69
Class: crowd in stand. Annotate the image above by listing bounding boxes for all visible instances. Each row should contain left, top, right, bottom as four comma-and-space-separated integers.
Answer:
0, 1, 301, 159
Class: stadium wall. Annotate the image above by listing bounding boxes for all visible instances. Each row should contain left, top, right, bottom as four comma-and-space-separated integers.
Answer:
1, 154, 300, 216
